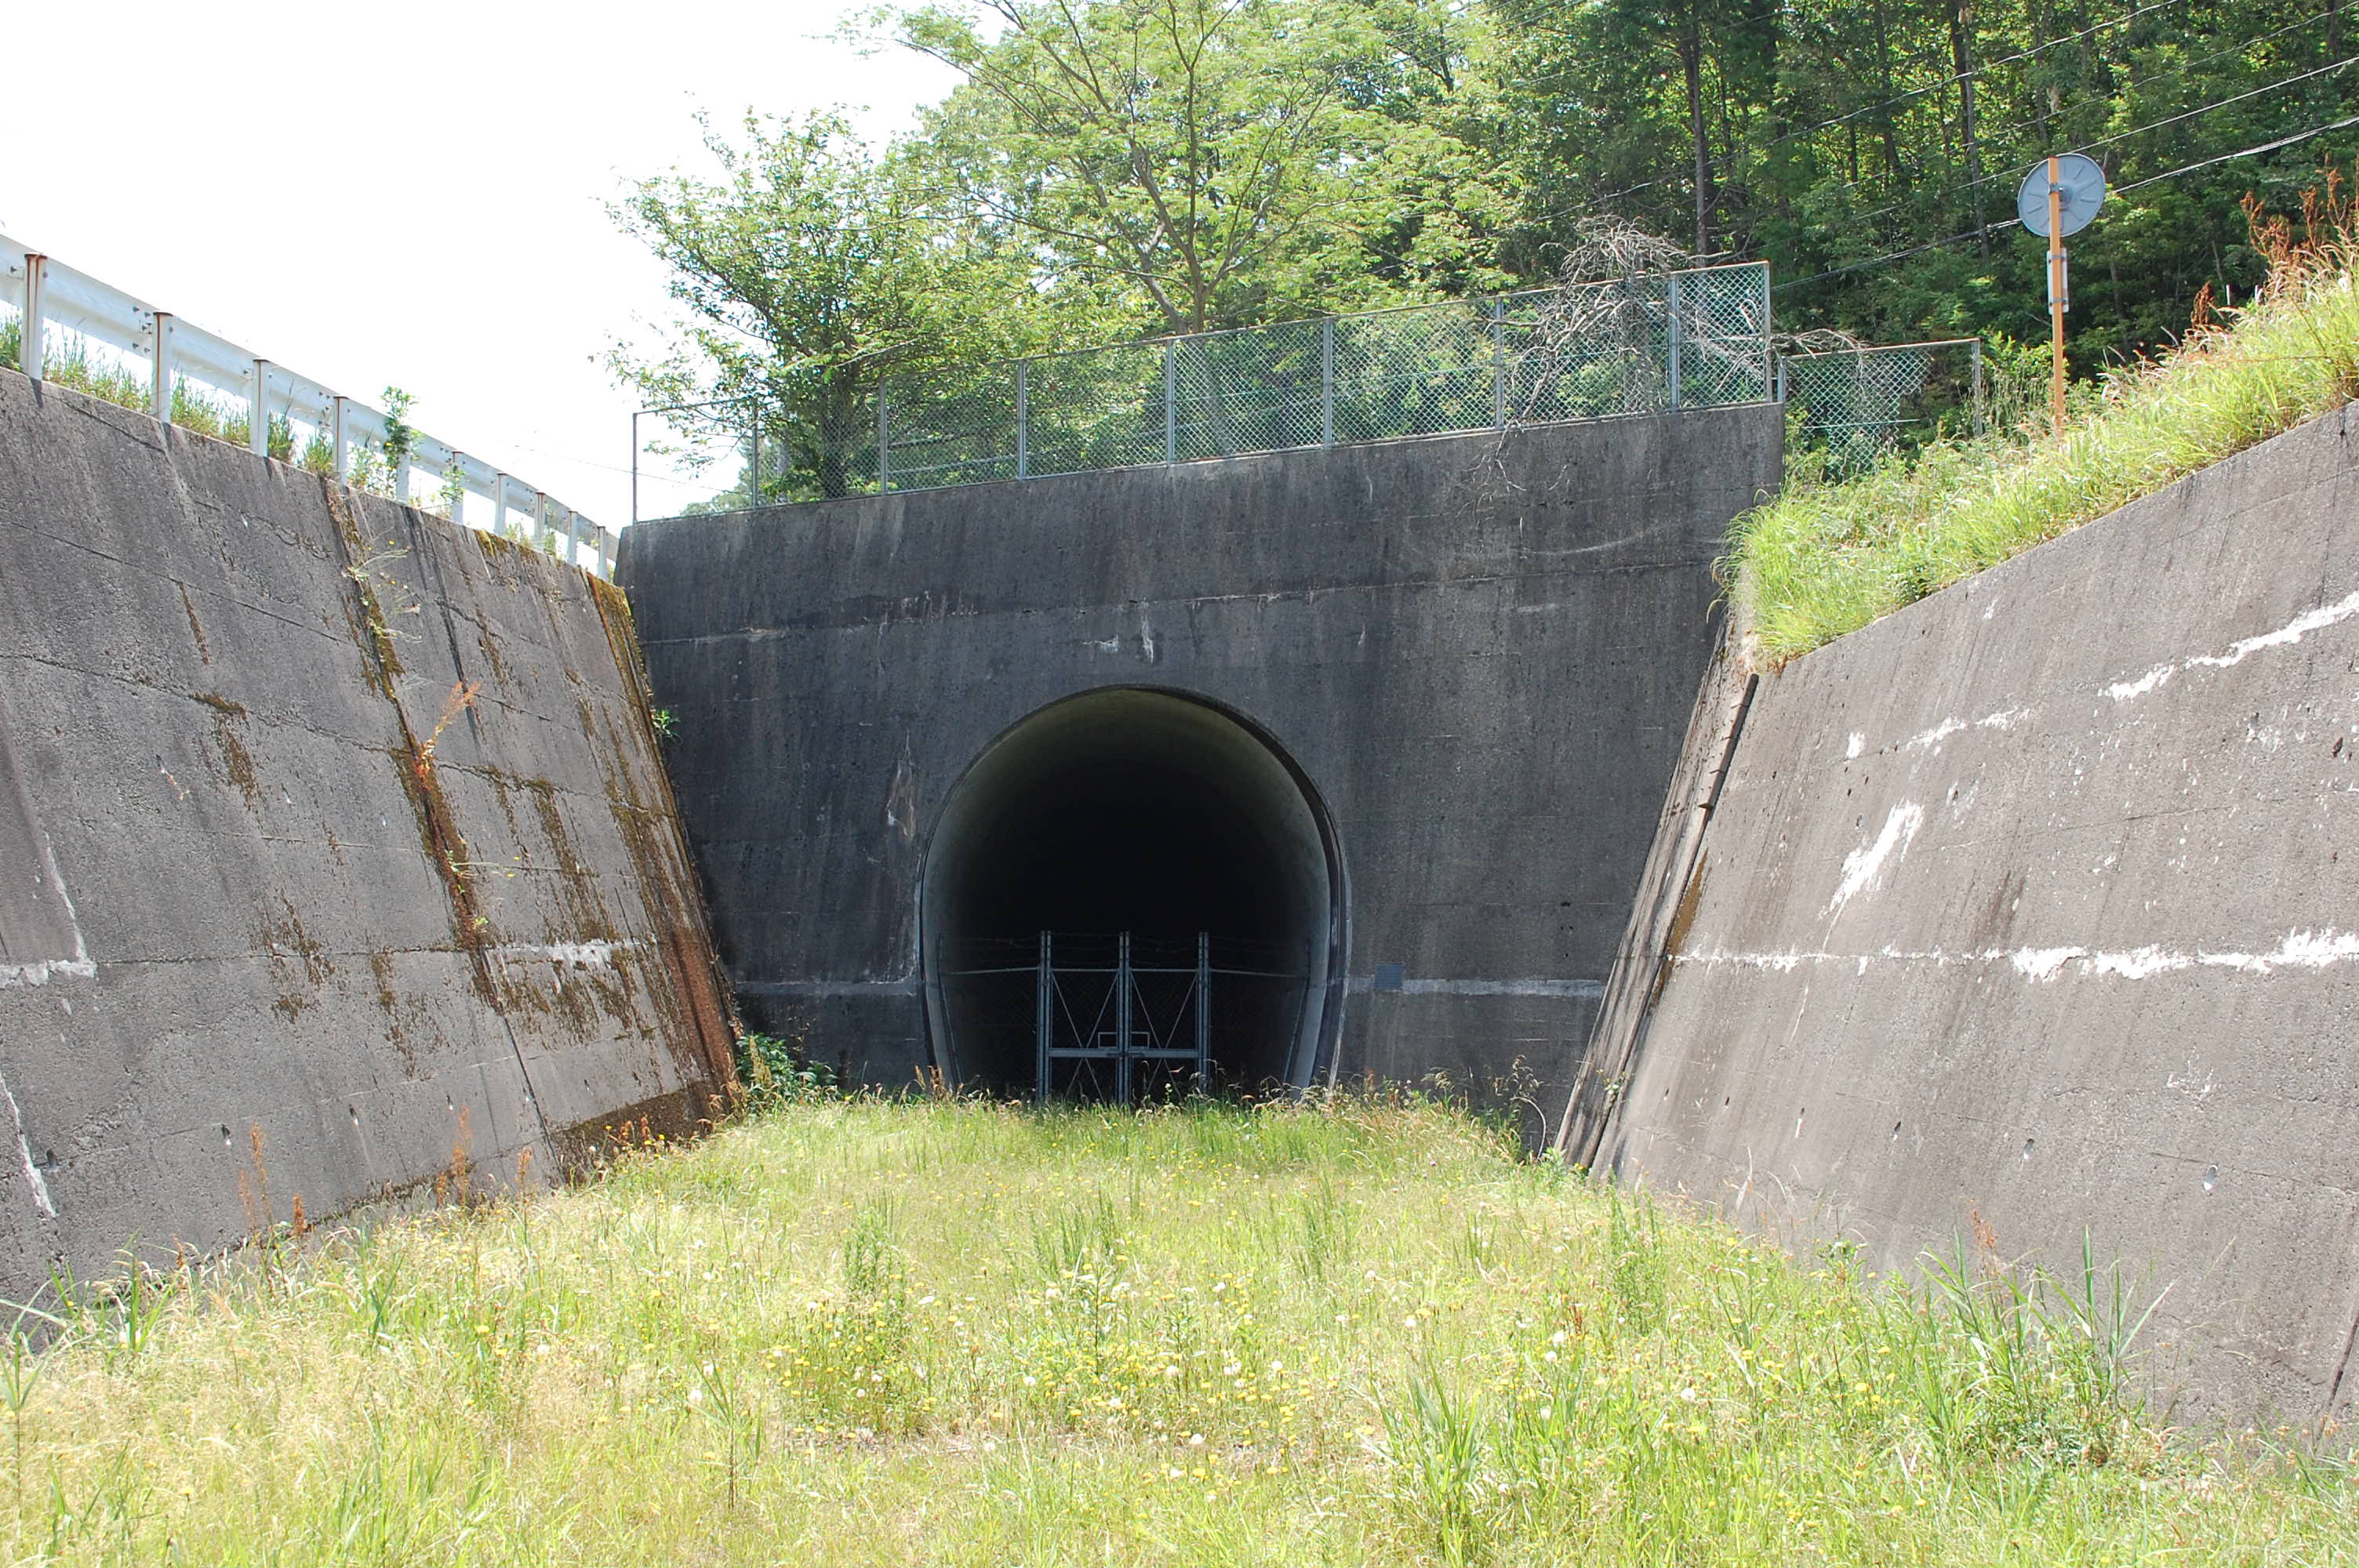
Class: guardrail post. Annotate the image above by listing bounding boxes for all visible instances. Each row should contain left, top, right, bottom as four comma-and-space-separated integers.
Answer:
151, 312, 176, 422
598, 528, 614, 580
331, 396, 348, 479
876, 384, 890, 493
1666, 274, 1684, 411
493, 472, 508, 537
1164, 341, 1177, 464
1015, 360, 1029, 480
535, 490, 549, 549
1490, 299, 1507, 429
565, 507, 582, 569
394, 448, 412, 506
1320, 317, 1335, 445
19, 254, 43, 382
249, 360, 271, 455
629, 412, 641, 524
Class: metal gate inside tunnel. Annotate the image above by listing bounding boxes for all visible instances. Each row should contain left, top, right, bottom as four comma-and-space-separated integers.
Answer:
937, 931, 1310, 1103
919, 688, 1346, 1098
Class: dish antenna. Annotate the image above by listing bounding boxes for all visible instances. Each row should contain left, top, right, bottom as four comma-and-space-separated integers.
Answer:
2017, 154, 2107, 428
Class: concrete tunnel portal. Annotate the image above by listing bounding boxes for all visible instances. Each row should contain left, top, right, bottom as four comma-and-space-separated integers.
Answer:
919, 688, 1344, 1100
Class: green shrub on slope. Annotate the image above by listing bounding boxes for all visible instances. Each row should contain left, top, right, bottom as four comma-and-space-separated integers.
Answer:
1735, 183, 2359, 666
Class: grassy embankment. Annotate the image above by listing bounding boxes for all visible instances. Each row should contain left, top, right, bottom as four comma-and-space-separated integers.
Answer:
0, 1096, 2350, 1565
1733, 183, 2359, 666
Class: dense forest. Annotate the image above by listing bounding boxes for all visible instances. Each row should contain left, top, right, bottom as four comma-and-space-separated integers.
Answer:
611, 0, 2357, 496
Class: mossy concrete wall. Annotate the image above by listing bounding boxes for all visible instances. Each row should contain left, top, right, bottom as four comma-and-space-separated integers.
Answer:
1582, 407, 2359, 1423
0, 375, 735, 1298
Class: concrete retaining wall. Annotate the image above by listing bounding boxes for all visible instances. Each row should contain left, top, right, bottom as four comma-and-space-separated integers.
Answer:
0, 375, 735, 1300
1587, 407, 2359, 1423
622, 408, 1783, 1139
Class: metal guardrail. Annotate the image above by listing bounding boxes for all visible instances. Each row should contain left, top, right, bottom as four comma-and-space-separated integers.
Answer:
0, 234, 616, 578
631, 260, 1776, 520
1779, 339, 1986, 472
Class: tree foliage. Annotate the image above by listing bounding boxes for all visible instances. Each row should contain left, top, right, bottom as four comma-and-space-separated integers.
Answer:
608, 111, 1047, 498
615, 0, 2359, 500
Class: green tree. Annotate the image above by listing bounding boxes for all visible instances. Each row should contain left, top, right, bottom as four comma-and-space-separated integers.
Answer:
882, 0, 1496, 333
611, 110, 1042, 500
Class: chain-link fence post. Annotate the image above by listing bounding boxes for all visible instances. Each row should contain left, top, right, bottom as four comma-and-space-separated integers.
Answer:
1666, 274, 1683, 412
1970, 339, 1986, 438
1016, 360, 1029, 480
1163, 340, 1178, 464
877, 383, 890, 493
747, 403, 761, 509
1320, 317, 1334, 446
1490, 298, 1507, 430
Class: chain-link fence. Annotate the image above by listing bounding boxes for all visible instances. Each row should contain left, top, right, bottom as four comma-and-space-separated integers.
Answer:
1778, 339, 1985, 474
881, 262, 1772, 492
631, 262, 1773, 517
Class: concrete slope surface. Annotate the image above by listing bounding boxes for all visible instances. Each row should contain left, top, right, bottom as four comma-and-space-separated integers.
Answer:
0, 376, 734, 1301
1593, 405, 2359, 1424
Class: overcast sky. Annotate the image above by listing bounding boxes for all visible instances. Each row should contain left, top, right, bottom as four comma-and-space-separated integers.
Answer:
5, 0, 958, 528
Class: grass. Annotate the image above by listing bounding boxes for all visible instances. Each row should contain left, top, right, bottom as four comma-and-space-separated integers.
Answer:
0, 1094, 2350, 1565
1732, 178, 2359, 666
0, 319, 464, 509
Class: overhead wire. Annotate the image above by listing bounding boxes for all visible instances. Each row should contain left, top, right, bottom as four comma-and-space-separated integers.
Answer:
1819, 52, 2357, 238
1819, 23, 2348, 230
1772, 106, 2359, 292
1510, 8, 2339, 249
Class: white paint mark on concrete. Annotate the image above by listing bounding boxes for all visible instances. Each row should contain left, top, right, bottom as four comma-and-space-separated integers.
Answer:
1845, 732, 1865, 760
0, 958, 96, 989
1684, 929, 2359, 983
1138, 614, 1158, 663
2198, 928, 2359, 974
1343, 976, 1605, 998
0, 1072, 56, 1218
2088, 946, 2190, 980
491, 940, 638, 969
2012, 946, 2084, 981
1, 833, 93, 990
2109, 589, 2359, 702
1976, 706, 2030, 731
1091, 636, 1121, 654
1900, 719, 1965, 752
1826, 804, 1923, 916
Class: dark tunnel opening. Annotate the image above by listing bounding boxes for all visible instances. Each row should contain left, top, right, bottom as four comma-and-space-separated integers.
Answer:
920, 689, 1342, 1099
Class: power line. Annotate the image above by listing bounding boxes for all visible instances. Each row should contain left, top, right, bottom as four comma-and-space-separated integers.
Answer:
1521, 0, 2194, 114
1744, 0, 2205, 158
2113, 107, 2359, 193
1772, 107, 2359, 293
1832, 52, 2357, 236
1513, 6, 2332, 247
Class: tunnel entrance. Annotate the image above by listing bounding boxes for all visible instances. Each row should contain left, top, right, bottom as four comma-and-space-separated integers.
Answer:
919, 689, 1343, 1099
